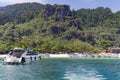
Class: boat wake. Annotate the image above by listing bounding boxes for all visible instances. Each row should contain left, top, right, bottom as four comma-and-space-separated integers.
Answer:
63, 65, 106, 80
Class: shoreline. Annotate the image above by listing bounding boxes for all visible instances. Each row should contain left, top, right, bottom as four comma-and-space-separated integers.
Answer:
40, 53, 120, 59
1, 53, 120, 59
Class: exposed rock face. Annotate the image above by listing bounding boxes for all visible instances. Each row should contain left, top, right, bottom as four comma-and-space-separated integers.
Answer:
55, 5, 70, 17
41, 4, 71, 21
41, 4, 55, 19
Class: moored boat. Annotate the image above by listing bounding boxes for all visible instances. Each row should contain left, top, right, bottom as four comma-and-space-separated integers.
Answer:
4, 48, 41, 64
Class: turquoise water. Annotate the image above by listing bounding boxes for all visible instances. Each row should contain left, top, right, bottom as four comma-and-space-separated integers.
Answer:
0, 58, 120, 80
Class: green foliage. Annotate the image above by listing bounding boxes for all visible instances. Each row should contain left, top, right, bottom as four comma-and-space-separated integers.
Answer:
1, 3, 120, 53
0, 3, 43, 25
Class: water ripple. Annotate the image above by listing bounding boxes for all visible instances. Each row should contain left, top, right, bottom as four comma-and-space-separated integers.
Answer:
63, 65, 106, 80
0, 58, 119, 80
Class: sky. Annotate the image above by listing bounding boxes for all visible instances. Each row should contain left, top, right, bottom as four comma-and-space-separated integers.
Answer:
0, 0, 120, 12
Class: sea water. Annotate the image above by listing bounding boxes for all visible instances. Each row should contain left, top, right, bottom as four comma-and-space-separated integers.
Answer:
0, 58, 120, 80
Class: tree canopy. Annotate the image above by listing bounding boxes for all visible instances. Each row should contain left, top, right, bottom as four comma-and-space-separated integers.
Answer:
0, 3, 120, 53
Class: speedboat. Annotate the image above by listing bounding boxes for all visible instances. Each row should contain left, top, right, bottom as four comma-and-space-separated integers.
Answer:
4, 48, 41, 64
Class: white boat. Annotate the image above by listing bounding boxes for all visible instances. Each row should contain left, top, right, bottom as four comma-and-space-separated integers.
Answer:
4, 48, 41, 64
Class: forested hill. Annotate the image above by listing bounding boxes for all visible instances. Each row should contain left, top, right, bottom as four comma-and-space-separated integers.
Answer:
0, 3, 120, 52
0, 3, 43, 25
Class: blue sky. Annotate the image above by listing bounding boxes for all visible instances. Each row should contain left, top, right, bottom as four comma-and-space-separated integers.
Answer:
0, 0, 120, 12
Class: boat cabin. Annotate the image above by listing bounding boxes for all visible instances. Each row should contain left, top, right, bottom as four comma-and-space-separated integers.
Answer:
9, 48, 25, 58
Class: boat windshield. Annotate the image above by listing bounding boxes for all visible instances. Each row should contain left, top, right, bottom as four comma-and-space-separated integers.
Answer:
26, 50, 38, 55
9, 49, 25, 58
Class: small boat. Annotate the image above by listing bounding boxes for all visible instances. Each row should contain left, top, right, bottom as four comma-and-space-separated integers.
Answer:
4, 48, 41, 64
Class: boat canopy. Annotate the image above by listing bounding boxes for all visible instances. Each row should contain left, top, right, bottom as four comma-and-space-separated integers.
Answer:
9, 49, 25, 58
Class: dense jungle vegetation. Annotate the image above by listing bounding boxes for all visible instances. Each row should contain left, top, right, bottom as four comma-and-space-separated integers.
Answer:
0, 2, 120, 53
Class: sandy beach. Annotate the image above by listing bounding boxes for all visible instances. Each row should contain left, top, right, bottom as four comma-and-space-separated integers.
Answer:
49, 54, 70, 58
40, 53, 120, 58
0, 54, 6, 58
1, 53, 120, 59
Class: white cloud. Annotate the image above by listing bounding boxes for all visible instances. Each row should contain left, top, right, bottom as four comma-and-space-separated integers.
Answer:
0, 0, 47, 4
